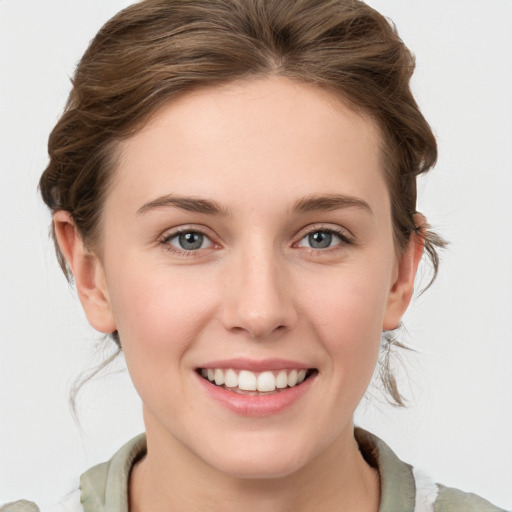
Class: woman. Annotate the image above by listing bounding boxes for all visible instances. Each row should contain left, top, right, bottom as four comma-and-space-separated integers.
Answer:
1, 0, 508, 510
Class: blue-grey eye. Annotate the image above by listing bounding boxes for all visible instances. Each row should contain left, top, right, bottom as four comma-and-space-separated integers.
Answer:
169, 231, 212, 251
298, 230, 342, 249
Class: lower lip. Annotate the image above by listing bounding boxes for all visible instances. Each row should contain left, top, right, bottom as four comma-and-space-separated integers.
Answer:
195, 372, 316, 417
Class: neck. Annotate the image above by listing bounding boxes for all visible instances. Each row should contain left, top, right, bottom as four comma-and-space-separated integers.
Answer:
129, 418, 380, 512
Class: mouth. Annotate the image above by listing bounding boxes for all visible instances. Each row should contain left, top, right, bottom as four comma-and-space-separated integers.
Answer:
197, 367, 318, 396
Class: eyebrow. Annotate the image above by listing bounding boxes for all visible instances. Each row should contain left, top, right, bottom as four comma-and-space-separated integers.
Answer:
136, 195, 231, 217
136, 193, 372, 217
292, 194, 373, 215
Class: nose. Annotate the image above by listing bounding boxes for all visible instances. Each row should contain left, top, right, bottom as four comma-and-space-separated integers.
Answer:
220, 246, 298, 340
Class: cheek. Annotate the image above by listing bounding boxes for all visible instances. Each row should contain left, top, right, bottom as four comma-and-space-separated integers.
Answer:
305, 265, 391, 333
105, 262, 217, 366
299, 261, 392, 374
104, 264, 223, 419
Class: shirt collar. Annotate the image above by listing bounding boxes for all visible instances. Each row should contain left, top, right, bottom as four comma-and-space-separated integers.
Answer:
80, 429, 415, 512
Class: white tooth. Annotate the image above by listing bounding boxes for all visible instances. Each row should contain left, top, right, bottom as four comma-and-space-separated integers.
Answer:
287, 369, 298, 387
257, 371, 276, 392
214, 369, 225, 386
200, 368, 208, 378
297, 369, 307, 384
275, 370, 288, 389
207, 369, 215, 381
225, 369, 238, 388
238, 370, 257, 391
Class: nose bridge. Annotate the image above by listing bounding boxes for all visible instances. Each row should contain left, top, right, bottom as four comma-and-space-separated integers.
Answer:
221, 239, 296, 339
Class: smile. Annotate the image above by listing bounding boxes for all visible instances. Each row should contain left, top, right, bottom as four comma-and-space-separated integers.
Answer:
198, 368, 316, 395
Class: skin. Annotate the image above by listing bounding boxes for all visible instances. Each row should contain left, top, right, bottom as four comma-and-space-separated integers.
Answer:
55, 77, 423, 512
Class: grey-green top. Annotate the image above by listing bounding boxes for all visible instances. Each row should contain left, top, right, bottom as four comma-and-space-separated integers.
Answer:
1, 429, 506, 512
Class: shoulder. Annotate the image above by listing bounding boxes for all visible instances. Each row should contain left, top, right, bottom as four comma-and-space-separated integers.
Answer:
434, 485, 508, 512
1, 435, 145, 512
355, 428, 508, 512
0, 501, 39, 512
0, 489, 83, 512
413, 467, 507, 512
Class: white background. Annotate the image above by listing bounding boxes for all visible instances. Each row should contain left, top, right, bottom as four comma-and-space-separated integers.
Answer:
0, 0, 511, 509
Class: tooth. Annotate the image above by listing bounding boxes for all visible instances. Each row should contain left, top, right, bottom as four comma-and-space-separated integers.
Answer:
257, 371, 276, 392
200, 368, 208, 378
207, 369, 215, 381
287, 369, 298, 387
224, 369, 238, 388
238, 370, 257, 391
214, 369, 225, 386
275, 370, 288, 389
297, 369, 307, 384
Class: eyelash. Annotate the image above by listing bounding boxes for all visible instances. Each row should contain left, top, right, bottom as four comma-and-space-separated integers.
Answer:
158, 227, 214, 257
294, 225, 354, 253
158, 225, 354, 256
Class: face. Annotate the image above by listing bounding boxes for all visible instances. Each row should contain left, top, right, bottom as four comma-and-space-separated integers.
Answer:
69, 77, 418, 478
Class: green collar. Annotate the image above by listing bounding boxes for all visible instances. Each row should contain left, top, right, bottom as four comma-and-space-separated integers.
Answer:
80, 433, 146, 512
80, 429, 415, 512
355, 429, 415, 512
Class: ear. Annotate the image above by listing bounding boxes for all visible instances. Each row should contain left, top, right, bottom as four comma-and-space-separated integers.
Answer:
382, 215, 425, 330
53, 211, 117, 334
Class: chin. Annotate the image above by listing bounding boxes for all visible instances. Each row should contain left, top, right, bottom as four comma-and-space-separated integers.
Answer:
213, 455, 308, 480
199, 434, 317, 480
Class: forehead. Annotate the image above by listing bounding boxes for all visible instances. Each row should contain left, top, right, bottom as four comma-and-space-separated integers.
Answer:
111, 77, 387, 215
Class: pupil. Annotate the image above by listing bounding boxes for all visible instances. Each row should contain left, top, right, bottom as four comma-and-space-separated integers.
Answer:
309, 231, 331, 249
179, 232, 203, 250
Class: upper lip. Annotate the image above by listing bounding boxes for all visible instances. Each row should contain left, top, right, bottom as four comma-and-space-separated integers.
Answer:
197, 358, 314, 372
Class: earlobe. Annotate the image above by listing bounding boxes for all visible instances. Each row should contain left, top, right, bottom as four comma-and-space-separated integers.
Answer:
53, 211, 117, 334
382, 218, 425, 331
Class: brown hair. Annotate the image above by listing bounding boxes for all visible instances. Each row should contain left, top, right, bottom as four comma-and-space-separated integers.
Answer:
40, 0, 445, 405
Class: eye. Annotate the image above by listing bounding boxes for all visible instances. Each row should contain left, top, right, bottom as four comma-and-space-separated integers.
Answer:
163, 230, 213, 251
296, 229, 350, 250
